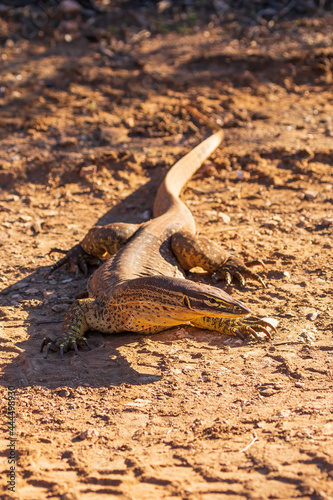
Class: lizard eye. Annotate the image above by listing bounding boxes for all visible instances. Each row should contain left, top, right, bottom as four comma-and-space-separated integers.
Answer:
206, 298, 217, 305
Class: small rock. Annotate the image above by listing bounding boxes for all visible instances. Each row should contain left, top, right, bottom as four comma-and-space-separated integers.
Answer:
75, 387, 86, 394
57, 389, 70, 397
261, 220, 278, 230
125, 117, 135, 128
32, 220, 44, 234
276, 409, 291, 418
158, 0, 172, 13
295, 382, 305, 388
11, 294, 22, 300
236, 170, 247, 180
25, 287, 40, 295
80, 165, 97, 178
140, 210, 151, 221
43, 290, 57, 300
52, 304, 69, 313
47, 279, 58, 285
59, 296, 72, 303
299, 331, 316, 343
202, 161, 217, 177
306, 311, 318, 321
59, 0, 82, 15
6, 194, 20, 202
322, 218, 333, 227
43, 210, 58, 216
57, 136, 78, 147
218, 212, 231, 224
205, 210, 218, 222
79, 429, 99, 440
283, 271, 291, 279
303, 190, 318, 201
19, 215, 32, 222
260, 388, 276, 397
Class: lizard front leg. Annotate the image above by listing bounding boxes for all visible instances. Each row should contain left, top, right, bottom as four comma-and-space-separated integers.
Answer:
171, 230, 265, 287
41, 298, 95, 358
191, 315, 275, 341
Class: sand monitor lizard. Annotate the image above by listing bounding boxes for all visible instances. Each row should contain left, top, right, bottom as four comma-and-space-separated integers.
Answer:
41, 130, 275, 358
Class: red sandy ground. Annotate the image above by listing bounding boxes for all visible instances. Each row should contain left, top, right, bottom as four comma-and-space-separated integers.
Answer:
0, 10, 333, 500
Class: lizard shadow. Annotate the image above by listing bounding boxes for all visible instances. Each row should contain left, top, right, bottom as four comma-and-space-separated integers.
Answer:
1, 177, 168, 390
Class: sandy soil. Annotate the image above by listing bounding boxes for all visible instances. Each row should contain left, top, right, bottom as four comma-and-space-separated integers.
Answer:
1, 4, 333, 500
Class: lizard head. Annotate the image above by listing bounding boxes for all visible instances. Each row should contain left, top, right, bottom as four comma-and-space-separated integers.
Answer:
121, 276, 250, 320
180, 280, 250, 318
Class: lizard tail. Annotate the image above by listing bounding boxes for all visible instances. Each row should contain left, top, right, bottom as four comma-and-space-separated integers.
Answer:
153, 129, 224, 217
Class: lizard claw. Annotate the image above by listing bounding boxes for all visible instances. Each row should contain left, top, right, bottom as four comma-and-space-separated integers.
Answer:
47, 244, 101, 277
41, 335, 91, 359
41, 337, 56, 359
222, 316, 274, 340
213, 258, 266, 288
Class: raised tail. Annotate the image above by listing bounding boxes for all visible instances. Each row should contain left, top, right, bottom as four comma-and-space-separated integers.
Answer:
153, 130, 224, 217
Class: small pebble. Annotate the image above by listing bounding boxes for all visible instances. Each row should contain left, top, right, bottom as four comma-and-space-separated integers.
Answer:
262, 221, 278, 230
140, 210, 151, 221
52, 304, 69, 313
43, 291, 57, 300
276, 409, 291, 418
80, 165, 97, 178
57, 136, 77, 147
218, 212, 231, 224
236, 170, 245, 180
322, 218, 333, 227
79, 429, 98, 440
25, 287, 40, 295
57, 389, 70, 397
303, 190, 318, 201
299, 331, 316, 343
306, 311, 318, 321
260, 388, 276, 397
59, 0, 82, 15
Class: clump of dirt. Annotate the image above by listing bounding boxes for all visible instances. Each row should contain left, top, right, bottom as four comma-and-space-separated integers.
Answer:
0, 3, 332, 500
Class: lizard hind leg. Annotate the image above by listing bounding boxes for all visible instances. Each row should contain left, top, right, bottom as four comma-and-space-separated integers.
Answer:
171, 230, 265, 287
41, 299, 94, 359
48, 222, 141, 276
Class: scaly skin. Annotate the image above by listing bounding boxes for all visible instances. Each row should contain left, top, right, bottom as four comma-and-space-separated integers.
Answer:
42, 130, 275, 358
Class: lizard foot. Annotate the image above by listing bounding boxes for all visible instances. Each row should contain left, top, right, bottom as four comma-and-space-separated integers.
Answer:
222, 315, 275, 340
213, 258, 266, 287
47, 245, 101, 277
41, 335, 92, 359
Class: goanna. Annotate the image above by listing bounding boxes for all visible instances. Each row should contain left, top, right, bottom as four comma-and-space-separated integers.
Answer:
41, 130, 275, 358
